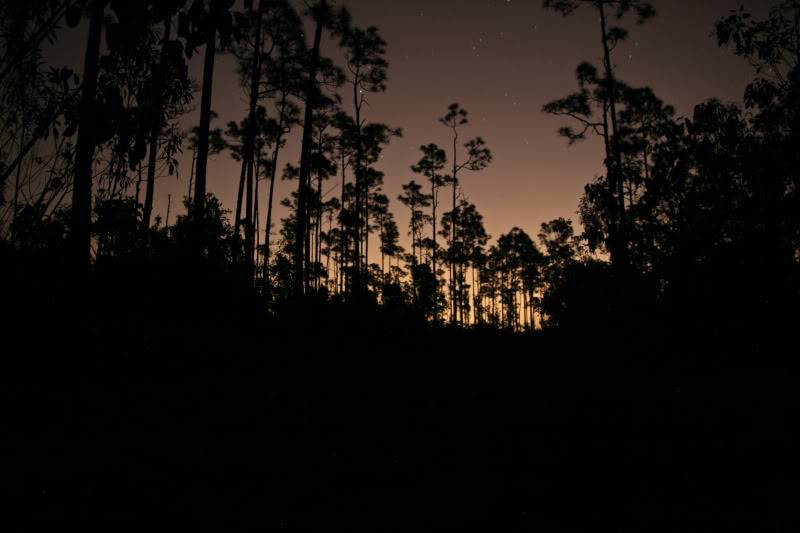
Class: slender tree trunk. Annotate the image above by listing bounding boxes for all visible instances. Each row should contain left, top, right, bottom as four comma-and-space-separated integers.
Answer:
235, 160, 247, 239
254, 158, 260, 278
243, 0, 265, 276
165, 194, 171, 229
523, 289, 528, 331
70, 0, 105, 272
142, 14, 172, 230
188, 149, 196, 202
135, 160, 143, 205
471, 266, 477, 326
352, 92, 364, 293
339, 149, 347, 293
294, 3, 325, 296
450, 137, 458, 322
599, 1, 627, 267
264, 106, 286, 285
410, 208, 417, 265
364, 193, 370, 284
316, 174, 323, 290
431, 181, 438, 319
459, 261, 465, 325
246, 154, 256, 272
263, 158, 277, 283
305, 174, 313, 290
326, 214, 333, 291
193, 14, 218, 217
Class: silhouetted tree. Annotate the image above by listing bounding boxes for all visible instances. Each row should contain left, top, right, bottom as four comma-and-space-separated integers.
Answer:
142, 0, 190, 231
441, 201, 490, 325
439, 103, 492, 321
411, 143, 447, 317
339, 21, 391, 293
0, 1, 83, 223
70, 0, 107, 272
293, 0, 342, 295
398, 180, 432, 269
183, 0, 236, 219
357, 125, 400, 277
377, 206, 401, 279
309, 109, 337, 291
543, 0, 656, 269
490, 227, 540, 330
228, 0, 285, 275
716, 0, 800, 256
260, 2, 304, 286
331, 110, 356, 292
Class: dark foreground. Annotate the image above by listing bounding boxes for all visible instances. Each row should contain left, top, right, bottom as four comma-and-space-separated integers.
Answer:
2, 264, 798, 530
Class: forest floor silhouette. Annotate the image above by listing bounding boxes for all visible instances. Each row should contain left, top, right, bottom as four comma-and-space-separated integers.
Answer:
3, 249, 797, 529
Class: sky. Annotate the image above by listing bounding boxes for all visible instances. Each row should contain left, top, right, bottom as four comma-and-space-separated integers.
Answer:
49, 0, 766, 258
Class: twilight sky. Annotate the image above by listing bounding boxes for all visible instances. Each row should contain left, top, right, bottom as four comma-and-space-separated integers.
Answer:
50, 0, 766, 257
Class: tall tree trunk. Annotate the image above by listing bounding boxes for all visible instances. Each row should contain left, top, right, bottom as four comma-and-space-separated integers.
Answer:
364, 193, 370, 284
264, 122, 286, 283
326, 214, 333, 291
246, 155, 256, 272
522, 289, 528, 331
410, 207, 417, 265
599, 1, 627, 268
431, 181, 437, 319
471, 266, 477, 326
243, 0, 265, 276
263, 152, 278, 284
352, 89, 364, 293
193, 14, 218, 218
459, 261, 465, 325
135, 160, 143, 206
294, 2, 326, 296
264, 102, 286, 285
70, 0, 105, 272
235, 160, 247, 240
254, 156, 260, 278
305, 173, 313, 290
142, 14, 172, 230
316, 173, 323, 290
450, 137, 458, 322
188, 149, 196, 202
339, 149, 347, 293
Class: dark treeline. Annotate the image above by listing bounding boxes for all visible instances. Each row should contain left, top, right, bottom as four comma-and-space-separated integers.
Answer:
1, 0, 798, 335
2, 0, 800, 528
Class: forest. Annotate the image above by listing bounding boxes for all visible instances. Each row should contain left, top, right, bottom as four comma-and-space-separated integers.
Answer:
2, 0, 799, 528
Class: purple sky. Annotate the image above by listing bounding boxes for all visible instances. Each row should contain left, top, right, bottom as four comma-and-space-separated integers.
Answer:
48, 0, 765, 258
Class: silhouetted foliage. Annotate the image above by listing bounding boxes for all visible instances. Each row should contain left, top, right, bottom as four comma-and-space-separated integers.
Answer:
2, 2, 800, 529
